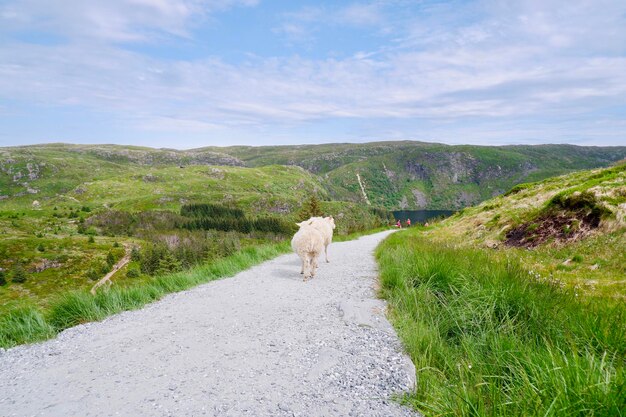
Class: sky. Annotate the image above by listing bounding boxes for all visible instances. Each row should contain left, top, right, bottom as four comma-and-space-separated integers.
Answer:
1, 0, 625, 149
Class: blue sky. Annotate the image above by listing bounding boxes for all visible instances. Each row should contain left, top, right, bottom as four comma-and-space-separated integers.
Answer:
1, 0, 625, 148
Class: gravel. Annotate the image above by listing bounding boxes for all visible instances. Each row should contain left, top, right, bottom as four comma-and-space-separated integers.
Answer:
0, 230, 418, 417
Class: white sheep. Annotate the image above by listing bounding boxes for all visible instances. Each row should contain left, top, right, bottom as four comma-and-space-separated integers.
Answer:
304, 216, 336, 263
291, 223, 325, 281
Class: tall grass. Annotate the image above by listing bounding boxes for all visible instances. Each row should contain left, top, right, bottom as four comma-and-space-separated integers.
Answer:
0, 242, 289, 349
376, 231, 625, 416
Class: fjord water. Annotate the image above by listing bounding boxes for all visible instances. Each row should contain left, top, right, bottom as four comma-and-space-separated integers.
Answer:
392, 210, 455, 224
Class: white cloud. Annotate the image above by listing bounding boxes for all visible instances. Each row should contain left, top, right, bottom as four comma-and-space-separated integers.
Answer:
0, 0, 258, 42
1, 0, 625, 146
336, 3, 383, 26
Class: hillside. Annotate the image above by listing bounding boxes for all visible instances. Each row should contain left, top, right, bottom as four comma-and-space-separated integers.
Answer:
0, 144, 390, 315
3, 142, 625, 211
1, 142, 624, 315
208, 141, 626, 209
375, 163, 626, 416
432, 162, 626, 297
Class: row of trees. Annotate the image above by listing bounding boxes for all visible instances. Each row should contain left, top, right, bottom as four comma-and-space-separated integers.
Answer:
180, 203, 295, 236
180, 203, 244, 219
182, 216, 294, 235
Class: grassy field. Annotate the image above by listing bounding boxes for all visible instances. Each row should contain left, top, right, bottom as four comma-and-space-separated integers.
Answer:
376, 163, 626, 416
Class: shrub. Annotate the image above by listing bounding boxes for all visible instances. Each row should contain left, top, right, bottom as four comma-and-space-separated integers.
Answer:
87, 210, 136, 236
37, 243, 45, 252
88, 235, 95, 243
130, 246, 141, 261
139, 243, 170, 275
298, 195, 323, 220
504, 182, 533, 196
11, 265, 27, 283
85, 268, 100, 281
126, 266, 140, 278
155, 253, 182, 275
548, 191, 610, 218
0, 270, 6, 286
106, 251, 115, 267
99, 263, 111, 275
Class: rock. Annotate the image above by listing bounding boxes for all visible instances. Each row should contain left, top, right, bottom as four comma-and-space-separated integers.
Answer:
484, 240, 499, 249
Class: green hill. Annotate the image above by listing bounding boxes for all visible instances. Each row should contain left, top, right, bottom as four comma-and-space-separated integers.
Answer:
207, 141, 626, 209
0, 144, 390, 315
1, 141, 624, 318
3, 142, 625, 211
434, 162, 626, 296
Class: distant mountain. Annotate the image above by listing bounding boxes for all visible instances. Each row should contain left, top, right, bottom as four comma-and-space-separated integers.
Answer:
2, 141, 625, 210
204, 141, 626, 209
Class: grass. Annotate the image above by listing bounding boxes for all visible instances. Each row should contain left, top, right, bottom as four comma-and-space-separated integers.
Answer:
0, 227, 389, 349
0, 242, 290, 348
376, 230, 625, 416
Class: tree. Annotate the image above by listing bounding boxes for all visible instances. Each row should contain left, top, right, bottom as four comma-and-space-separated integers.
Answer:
12, 264, 27, 284
299, 195, 323, 220
156, 253, 182, 275
106, 251, 116, 267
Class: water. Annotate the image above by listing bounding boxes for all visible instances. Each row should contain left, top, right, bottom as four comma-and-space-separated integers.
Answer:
392, 210, 456, 225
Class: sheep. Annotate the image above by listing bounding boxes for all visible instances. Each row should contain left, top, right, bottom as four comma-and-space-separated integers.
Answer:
303, 216, 335, 263
291, 222, 325, 281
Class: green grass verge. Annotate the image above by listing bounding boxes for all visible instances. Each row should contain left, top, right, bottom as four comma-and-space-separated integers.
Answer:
1, 242, 290, 348
376, 230, 625, 416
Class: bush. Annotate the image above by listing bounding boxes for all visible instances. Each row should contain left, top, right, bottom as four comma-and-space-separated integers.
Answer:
155, 253, 182, 275
106, 251, 116, 267
88, 235, 95, 243
11, 265, 27, 283
298, 195, 323, 220
126, 266, 140, 278
37, 243, 45, 252
0, 270, 6, 286
85, 268, 100, 281
130, 246, 141, 261
548, 191, 610, 218
87, 210, 136, 236
139, 243, 170, 275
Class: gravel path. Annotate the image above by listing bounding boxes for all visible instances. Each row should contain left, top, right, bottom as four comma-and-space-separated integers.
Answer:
0, 230, 418, 417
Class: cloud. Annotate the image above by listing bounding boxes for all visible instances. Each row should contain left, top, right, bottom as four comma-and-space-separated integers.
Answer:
335, 3, 383, 26
0, 0, 258, 42
1, 0, 625, 146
